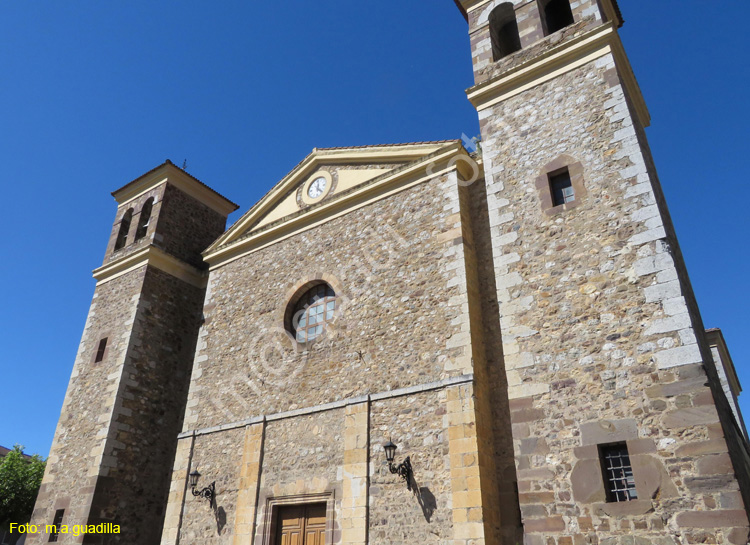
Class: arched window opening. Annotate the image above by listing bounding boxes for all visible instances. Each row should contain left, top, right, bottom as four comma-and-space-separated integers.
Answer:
540, 0, 575, 35
135, 198, 154, 241
489, 3, 522, 61
114, 209, 133, 250
290, 283, 337, 343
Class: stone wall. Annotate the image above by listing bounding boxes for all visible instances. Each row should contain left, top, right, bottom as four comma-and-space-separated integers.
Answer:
469, 175, 523, 543
28, 269, 145, 544
105, 186, 165, 264
29, 264, 206, 545
476, 42, 750, 543
154, 184, 228, 269
369, 391, 453, 545
177, 428, 246, 544
182, 172, 467, 432
468, 0, 607, 86
85, 266, 205, 544
161, 163, 520, 544
162, 386, 463, 545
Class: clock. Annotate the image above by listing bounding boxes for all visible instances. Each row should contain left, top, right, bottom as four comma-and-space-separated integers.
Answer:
307, 176, 328, 199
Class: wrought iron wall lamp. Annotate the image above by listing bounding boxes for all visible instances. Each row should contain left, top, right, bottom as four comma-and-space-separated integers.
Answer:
188, 470, 215, 508
383, 440, 413, 491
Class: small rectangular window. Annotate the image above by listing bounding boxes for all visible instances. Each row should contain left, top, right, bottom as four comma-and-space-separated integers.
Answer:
95, 338, 108, 363
49, 509, 65, 542
549, 168, 575, 206
600, 443, 638, 502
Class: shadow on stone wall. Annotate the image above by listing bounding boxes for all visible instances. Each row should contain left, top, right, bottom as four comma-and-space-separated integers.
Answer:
409, 473, 437, 523
213, 504, 227, 535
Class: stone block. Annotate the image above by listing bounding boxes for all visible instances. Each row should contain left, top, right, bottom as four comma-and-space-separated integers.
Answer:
662, 407, 719, 429
646, 377, 709, 398
674, 439, 728, 457
696, 453, 734, 476
675, 510, 749, 528
510, 408, 546, 424
580, 418, 638, 446
571, 459, 606, 504
728, 527, 750, 544
684, 474, 739, 494
631, 454, 678, 499
524, 516, 566, 533
626, 438, 657, 455
654, 344, 703, 369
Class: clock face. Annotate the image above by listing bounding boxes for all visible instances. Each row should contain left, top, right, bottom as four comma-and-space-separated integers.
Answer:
307, 176, 328, 199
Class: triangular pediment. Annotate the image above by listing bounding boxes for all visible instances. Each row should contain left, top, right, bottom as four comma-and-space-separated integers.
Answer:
205, 141, 461, 258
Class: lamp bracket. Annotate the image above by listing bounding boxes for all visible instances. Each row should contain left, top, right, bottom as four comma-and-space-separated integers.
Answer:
192, 481, 216, 508
389, 456, 413, 491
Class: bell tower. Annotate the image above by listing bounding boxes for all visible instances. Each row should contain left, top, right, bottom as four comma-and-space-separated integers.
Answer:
28, 161, 237, 544
456, 1, 750, 543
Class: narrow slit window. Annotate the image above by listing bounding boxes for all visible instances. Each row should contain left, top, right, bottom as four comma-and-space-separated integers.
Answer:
135, 198, 154, 241
48, 509, 65, 542
95, 337, 108, 363
114, 209, 133, 250
600, 443, 638, 502
549, 168, 574, 206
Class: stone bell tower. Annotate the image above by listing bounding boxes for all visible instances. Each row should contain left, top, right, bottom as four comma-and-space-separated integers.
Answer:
456, 0, 750, 543
28, 161, 237, 544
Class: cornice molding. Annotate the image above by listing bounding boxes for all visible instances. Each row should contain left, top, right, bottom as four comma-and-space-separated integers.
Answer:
466, 24, 650, 128
204, 142, 471, 270
93, 245, 207, 289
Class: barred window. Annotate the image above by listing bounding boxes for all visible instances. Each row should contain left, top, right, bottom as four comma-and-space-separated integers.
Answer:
291, 284, 336, 343
600, 443, 638, 502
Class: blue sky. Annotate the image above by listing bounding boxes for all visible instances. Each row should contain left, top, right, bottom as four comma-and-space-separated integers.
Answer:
0, 1, 748, 457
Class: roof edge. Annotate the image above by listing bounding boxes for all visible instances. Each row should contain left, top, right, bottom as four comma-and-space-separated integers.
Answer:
454, 0, 468, 22
112, 160, 239, 215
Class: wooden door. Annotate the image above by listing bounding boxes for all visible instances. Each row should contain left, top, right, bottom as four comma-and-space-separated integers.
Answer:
275, 504, 326, 545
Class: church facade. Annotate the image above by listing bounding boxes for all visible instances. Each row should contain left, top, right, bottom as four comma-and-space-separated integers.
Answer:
28, 1, 750, 544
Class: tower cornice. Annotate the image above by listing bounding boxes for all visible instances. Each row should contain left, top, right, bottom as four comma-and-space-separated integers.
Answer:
92, 244, 207, 288
465, 23, 650, 127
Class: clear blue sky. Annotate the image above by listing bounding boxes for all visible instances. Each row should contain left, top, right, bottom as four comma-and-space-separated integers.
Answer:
0, 1, 748, 457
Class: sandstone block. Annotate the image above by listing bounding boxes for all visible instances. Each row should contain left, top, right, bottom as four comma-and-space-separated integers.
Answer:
580, 418, 638, 445
662, 407, 719, 429
675, 510, 749, 528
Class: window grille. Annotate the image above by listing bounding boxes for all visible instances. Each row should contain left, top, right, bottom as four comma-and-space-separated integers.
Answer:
600, 443, 638, 502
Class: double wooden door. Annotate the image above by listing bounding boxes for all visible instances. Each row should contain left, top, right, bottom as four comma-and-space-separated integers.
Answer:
275, 504, 326, 545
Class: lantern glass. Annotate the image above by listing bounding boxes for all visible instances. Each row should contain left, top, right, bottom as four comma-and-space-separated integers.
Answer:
383, 440, 397, 463
189, 470, 200, 488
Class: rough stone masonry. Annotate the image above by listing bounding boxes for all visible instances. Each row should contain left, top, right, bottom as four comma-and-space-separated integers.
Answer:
28, 1, 750, 545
